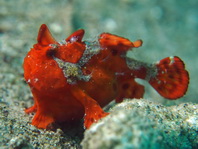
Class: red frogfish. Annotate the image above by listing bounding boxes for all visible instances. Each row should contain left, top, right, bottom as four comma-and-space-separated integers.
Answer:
23, 24, 189, 129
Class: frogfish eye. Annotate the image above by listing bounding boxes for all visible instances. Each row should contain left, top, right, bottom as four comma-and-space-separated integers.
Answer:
46, 48, 57, 58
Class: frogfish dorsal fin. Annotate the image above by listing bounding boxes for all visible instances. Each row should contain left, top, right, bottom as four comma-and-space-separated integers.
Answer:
37, 24, 57, 46
66, 29, 85, 43
99, 33, 142, 52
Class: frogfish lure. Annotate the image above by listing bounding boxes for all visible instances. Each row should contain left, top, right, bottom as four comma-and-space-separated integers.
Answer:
23, 24, 189, 129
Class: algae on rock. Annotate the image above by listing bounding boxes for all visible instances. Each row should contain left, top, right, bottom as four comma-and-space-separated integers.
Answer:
82, 99, 198, 149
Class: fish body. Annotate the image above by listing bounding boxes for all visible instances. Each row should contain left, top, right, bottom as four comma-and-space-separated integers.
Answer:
23, 24, 189, 129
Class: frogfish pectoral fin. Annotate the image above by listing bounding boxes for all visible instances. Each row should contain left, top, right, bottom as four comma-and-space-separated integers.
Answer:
149, 56, 189, 99
71, 86, 109, 129
31, 111, 54, 129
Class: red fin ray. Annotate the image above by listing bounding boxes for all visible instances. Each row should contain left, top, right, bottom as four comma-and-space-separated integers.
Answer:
149, 56, 189, 99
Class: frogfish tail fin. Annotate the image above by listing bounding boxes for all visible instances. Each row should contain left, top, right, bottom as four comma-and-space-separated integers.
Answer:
149, 56, 189, 99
